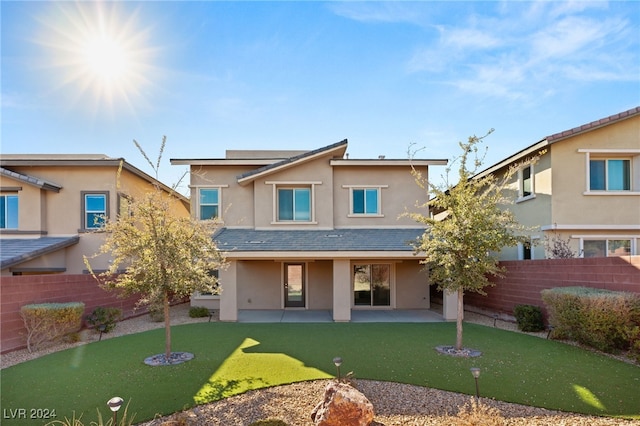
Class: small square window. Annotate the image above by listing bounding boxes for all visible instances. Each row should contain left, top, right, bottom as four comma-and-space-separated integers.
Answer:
199, 188, 219, 220
352, 188, 379, 215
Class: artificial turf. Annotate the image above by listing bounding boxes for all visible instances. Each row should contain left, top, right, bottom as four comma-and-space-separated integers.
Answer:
1, 321, 639, 425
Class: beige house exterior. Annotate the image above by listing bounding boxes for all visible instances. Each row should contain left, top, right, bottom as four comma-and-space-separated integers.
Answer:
0, 154, 189, 275
475, 106, 640, 260
171, 140, 455, 321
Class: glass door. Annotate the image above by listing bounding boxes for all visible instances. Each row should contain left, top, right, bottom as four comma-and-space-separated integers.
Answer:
353, 264, 390, 306
284, 263, 305, 308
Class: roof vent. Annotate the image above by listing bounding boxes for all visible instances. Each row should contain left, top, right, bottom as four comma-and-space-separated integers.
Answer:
378, 155, 385, 159
324, 234, 343, 238
246, 240, 265, 244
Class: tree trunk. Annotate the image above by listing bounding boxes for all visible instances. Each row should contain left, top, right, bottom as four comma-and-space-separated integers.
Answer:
455, 289, 464, 350
164, 292, 171, 359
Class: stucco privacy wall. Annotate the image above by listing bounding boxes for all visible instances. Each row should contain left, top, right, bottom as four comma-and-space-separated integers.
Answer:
464, 256, 640, 319
1, 274, 142, 354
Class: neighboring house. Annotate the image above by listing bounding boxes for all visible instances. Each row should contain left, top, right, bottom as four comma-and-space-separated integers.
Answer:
0, 154, 189, 275
473, 106, 640, 260
170, 140, 453, 321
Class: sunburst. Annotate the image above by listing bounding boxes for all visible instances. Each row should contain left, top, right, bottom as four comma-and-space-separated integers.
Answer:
35, 1, 158, 114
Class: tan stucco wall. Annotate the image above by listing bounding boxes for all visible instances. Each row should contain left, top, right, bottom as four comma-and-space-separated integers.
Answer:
550, 117, 640, 227
236, 260, 282, 309
252, 158, 335, 229
2, 164, 189, 274
190, 165, 256, 228
395, 260, 430, 309
308, 260, 333, 309
333, 165, 429, 228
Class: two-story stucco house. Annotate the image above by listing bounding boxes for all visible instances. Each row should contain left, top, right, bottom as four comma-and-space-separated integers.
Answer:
0, 154, 189, 275
474, 106, 640, 260
171, 140, 452, 322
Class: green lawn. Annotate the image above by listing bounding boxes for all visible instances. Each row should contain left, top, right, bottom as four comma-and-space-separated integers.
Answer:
1, 322, 639, 425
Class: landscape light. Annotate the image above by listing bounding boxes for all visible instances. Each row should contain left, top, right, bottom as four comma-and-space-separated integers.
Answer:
470, 368, 481, 399
333, 356, 343, 380
107, 396, 124, 424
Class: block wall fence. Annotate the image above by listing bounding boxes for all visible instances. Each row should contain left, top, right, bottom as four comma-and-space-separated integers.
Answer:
465, 256, 640, 320
0, 274, 143, 354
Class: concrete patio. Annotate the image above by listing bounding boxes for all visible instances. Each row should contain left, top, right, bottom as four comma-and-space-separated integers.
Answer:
236, 309, 444, 323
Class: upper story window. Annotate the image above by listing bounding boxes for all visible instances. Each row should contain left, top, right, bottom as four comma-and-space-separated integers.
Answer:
0, 194, 18, 229
82, 191, 109, 230
278, 188, 311, 221
343, 185, 387, 217
579, 149, 639, 194
589, 158, 631, 191
352, 188, 379, 215
267, 181, 320, 224
117, 193, 133, 219
199, 188, 219, 220
519, 165, 534, 199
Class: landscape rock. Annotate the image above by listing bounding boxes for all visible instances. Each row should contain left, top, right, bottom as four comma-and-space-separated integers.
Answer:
311, 381, 374, 426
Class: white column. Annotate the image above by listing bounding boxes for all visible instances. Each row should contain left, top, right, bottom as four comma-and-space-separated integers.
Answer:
332, 259, 351, 322
219, 260, 238, 322
442, 289, 458, 322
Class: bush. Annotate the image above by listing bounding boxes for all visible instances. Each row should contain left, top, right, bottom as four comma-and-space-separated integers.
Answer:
513, 304, 545, 332
20, 302, 85, 352
85, 307, 122, 333
189, 306, 211, 318
542, 286, 640, 356
148, 304, 165, 322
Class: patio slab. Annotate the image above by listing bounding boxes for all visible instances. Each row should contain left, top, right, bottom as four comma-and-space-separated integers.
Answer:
236, 309, 443, 323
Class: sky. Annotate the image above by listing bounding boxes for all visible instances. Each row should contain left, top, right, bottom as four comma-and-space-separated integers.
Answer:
2, 1, 639, 195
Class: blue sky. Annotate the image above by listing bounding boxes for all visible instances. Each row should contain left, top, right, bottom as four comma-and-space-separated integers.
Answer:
2, 1, 639, 195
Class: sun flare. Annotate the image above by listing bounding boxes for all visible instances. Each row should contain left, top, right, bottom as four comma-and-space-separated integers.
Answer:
82, 35, 128, 83
36, 2, 158, 113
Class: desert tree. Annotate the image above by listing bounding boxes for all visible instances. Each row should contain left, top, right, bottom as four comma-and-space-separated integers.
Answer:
85, 136, 226, 361
407, 131, 531, 351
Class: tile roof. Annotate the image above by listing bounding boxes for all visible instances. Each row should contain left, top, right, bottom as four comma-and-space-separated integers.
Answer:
547, 106, 640, 143
214, 228, 425, 252
0, 236, 80, 269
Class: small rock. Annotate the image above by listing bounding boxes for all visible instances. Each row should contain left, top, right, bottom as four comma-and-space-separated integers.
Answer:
311, 381, 374, 426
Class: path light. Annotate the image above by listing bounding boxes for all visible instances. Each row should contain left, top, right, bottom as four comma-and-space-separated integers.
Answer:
470, 368, 481, 399
107, 396, 124, 425
333, 356, 343, 380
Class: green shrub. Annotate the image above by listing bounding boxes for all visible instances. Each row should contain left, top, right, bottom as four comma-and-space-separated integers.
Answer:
20, 302, 85, 352
189, 306, 211, 318
85, 307, 122, 333
513, 304, 545, 332
542, 286, 640, 355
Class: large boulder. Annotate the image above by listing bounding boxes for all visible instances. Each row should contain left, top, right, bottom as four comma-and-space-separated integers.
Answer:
311, 381, 375, 426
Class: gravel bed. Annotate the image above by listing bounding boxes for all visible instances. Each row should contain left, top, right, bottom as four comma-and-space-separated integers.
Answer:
2, 304, 637, 425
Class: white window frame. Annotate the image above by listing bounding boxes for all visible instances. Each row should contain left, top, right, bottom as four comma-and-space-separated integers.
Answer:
192, 185, 228, 221
575, 235, 637, 257
579, 149, 640, 195
516, 164, 535, 202
343, 185, 387, 217
266, 181, 321, 225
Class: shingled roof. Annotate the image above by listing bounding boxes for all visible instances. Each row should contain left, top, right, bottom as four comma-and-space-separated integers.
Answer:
214, 228, 424, 253
1, 236, 80, 269
236, 139, 348, 185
